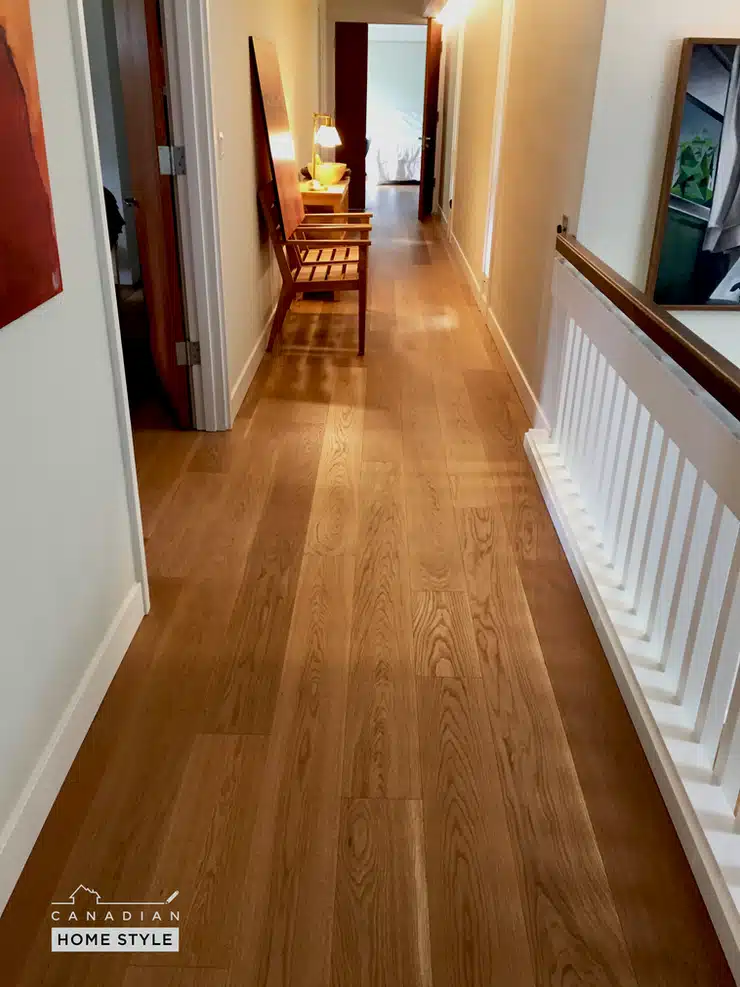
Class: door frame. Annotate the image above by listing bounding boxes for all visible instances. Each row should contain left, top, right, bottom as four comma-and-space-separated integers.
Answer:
70, 0, 230, 436
68, 0, 230, 599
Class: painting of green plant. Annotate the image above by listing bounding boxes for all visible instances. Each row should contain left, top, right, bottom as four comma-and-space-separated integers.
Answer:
671, 134, 717, 205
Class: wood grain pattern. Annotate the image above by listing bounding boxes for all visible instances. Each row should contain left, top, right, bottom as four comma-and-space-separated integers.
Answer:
433, 368, 488, 468
363, 361, 403, 464
457, 506, 640, 986
145, 470, 225, 578
123, 970, 227, 987
412, 591, 481, 678
331, 799, 432, 987
1, 187, 732, 987
405, 470, 466, 591
130, 734, 266, 970
400, 355, 446, 468
417, 676, 534, 987
228, 553, 353, 987
206, 425, 325, 735
306, 367, 366, 554
343, 464, 421, 797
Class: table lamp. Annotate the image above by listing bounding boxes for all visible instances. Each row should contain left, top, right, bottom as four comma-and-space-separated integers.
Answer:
311, 113, 343, 188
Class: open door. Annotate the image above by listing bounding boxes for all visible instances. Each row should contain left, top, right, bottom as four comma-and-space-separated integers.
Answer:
419, 18, 443, 221
335, 22, 368, 211
113, 0, 191, 427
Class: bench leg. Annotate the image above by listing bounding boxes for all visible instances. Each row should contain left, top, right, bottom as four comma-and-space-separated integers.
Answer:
358, 273, 367, 357
267, 287, 293, 352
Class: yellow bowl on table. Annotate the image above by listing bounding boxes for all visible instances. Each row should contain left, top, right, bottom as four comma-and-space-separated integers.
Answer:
315, 162, 347, 186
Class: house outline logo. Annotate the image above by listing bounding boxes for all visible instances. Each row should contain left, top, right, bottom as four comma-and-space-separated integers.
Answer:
52, 885, 180, 907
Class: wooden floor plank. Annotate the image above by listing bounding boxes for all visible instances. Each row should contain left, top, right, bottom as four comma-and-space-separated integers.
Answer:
145, 471, 226, 578
306, 367, 366, 555
363, 361, 403, 464
130, 734, 266, 970
133, 429, 200, 540
432, 364, 488, 468
205, 425, 325, 735
457, 506, 639, 986
331, 799, 432, 987
411, 591, 481, 678
405, 470, 466, 592
228, 554, 353, 987
400, 353, 446, 469
123, 970, 227, 987
417, 675, 534, 987
343, 464, 421, 798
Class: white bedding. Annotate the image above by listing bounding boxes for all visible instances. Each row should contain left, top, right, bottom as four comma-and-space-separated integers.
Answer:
366, 109, 422, 185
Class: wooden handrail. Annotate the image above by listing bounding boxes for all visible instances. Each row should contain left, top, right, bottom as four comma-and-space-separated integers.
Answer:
556, 233, 740, 422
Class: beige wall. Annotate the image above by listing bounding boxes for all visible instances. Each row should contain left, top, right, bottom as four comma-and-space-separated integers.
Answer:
209, 0, 320, 417
486, 0, 606, 400
449, 0, 502, 281
437, 26, 459, 221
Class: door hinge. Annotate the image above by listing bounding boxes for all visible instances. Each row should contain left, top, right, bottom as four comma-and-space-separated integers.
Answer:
159, 145, 186, 176
176, 340, 201, 366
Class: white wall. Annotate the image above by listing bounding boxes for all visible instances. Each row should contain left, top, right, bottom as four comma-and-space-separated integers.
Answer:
82, 0, 140, 283
208, 0, 320, 419
577, 0, 740, 365
0, 0, 143, 910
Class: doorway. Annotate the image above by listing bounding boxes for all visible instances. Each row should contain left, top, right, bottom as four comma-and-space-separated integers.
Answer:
334, 18, 443, 218
366, 25, 427, 191
82, 0, 192, 431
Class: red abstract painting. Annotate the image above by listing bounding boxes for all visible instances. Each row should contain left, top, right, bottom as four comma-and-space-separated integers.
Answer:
0, 2, 62, 330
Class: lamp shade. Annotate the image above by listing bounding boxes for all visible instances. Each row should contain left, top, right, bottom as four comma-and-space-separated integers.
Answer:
315, 124, 342, 148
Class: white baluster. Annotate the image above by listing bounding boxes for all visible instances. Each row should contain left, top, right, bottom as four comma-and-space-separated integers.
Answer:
677, 504, 734, 730
624, 423, 665, 613
613, 405, 652, 588
697, 534, 740, 763
663, 482, 719, 688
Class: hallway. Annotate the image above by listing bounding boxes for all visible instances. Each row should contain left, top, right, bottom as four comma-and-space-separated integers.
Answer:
1, 187, 733, 985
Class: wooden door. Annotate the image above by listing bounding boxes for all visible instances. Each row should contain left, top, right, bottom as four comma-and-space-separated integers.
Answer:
418, 18, 443, 221
113, 0, 191, 427
335, 22, 368, 211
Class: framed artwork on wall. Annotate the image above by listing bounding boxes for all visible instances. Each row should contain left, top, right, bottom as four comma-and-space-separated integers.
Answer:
648, 39, 740, 310
0, 2, 62, 331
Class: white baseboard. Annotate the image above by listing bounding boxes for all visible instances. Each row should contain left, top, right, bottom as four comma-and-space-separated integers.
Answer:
0, 583, 145, 916
441, 222, 546, 429
229, 303, 275, 423
447, 228, 487, 315
486, 306, 547, 428
525, 430, 740, 985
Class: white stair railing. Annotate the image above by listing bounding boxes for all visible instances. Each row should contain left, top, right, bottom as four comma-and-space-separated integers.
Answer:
526, 244, 740, 984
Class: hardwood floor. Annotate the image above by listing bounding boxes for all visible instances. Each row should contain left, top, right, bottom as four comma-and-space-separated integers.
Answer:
0, 186, 733, 986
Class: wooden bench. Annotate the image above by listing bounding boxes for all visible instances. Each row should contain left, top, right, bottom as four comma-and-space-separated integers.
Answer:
259, 183, 372, 355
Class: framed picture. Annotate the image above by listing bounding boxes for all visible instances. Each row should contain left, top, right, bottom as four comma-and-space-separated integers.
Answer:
0, 2, 62, 330
648, 39, 740, 310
